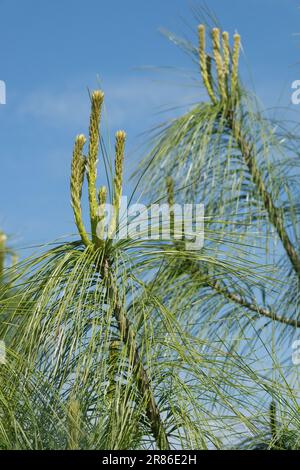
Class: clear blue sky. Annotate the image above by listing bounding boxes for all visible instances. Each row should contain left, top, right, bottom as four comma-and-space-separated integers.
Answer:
0, 0, 300, 248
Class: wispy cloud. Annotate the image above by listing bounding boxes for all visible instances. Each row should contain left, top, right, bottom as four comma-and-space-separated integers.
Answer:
16, 76, 199, 131
17, 89, 90, 128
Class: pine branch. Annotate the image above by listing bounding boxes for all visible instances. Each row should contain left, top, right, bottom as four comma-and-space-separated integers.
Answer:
270, 400, 278, 445
209, 277, 300, 328
198, 24, 300, 281
166, 178, 300, 328
107, 268, 170, 450
67, 397, 81, 450
70, 91, 170, 450
228, 112, 300, 279
87, 90, 104, 243
185, 259, 300, 328
108, 131, 126, 238
71, 135, 91, 247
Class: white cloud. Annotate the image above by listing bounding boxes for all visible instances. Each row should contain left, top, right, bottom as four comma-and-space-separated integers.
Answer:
17, 89, 90, 128
16, 76, 198, 131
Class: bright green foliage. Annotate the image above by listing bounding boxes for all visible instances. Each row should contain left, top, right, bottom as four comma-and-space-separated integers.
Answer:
136, 23, 300, 338
0, 91, 281, 450
133, 20, 300, 448
1, 18, 300, 450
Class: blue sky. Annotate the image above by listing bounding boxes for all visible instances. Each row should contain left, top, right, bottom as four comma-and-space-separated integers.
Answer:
0, 0, 300, 249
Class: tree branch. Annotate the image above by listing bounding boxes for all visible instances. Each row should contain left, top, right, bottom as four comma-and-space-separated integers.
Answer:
228, 112, 300, 280
107, 270, 170, 450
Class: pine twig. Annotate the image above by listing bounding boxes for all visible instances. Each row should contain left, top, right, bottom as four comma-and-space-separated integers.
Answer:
107, 270, 170, 450
165, 177, 300, 328
198, 25, 300, 282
